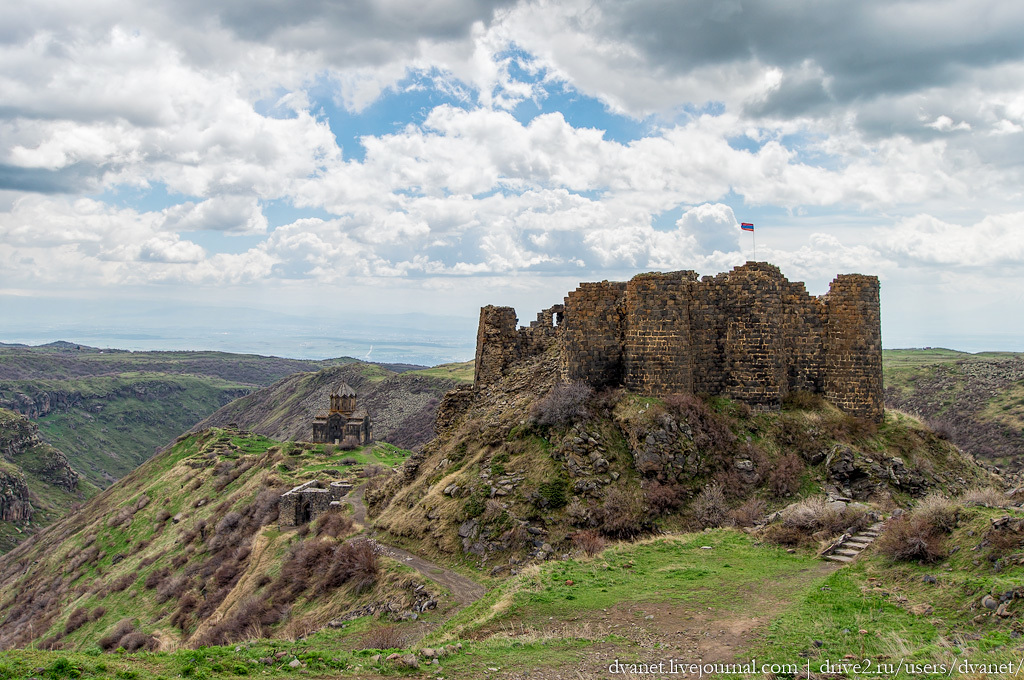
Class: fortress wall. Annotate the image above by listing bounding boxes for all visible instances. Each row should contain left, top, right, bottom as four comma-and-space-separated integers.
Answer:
473, 305, 519, 388
518, 304, 565, 357
623, 271, 698, 394
776, 279, 828, 395
717, 264, 787, 409
824, 274, 883, 422
471, 263, 882, 420
689, 275, 728, 395
561, 281, 627, 386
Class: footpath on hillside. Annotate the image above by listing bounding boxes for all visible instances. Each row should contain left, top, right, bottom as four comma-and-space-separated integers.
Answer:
347, 484, 486, 607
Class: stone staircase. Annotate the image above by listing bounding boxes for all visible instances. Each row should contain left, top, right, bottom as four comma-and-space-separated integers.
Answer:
823, 521, 885, 563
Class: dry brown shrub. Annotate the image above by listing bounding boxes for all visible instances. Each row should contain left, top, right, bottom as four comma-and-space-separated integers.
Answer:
598, 486, 650, 539
362, 464, 389, 479
316, 511, 354, 538
572, 529, 607, 556
156, 575, 190, 604
360, 624, 407, 651
663, 393, 736, 459
212, 561, 240, 589
565, 497, 593, 527
64, 607, 90, 634
90, 606, 106, 621
144, 567, 170, 590
500, 524, 531, 550
531, 381, 593, 428
106, 572, 136, 594
481, 498, 505, 523
644, 481, 686, 516
762, 523, 810, 547
195, 596, 285, 646
119, 631, 158, 652
768, 452, 805, 498
984, 523, 1024, 563
691, 483, 728, 529
781, 497, 829, 530
961, 486, 1011, 508
97, 618, 136, 651
321, 540, 379, 594
729, 498, 767, 527
39, 634, 64, 650
783, 391, 826, 411
170, 593, 199, 631
913, 494, 959, 533
876, 515, 947, 563
67, 545, 100, 574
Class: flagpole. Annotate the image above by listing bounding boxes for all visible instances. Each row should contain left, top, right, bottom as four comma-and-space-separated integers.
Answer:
741, 222, 755, 260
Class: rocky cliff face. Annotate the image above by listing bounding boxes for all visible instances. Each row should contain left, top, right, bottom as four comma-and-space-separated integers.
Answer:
0, 409, 81, 523
0, 390, 81, 420
0, 464, 32, 522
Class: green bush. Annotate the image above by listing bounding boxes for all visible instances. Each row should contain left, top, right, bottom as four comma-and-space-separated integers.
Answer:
538, 478, 569, 509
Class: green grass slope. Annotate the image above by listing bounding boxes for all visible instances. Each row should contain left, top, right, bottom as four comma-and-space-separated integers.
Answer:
1, 374, 252, 487
196, 362, 462, 450
0, 427, 454, 656
0, 344, 368, 489
884, 348, 1024, 470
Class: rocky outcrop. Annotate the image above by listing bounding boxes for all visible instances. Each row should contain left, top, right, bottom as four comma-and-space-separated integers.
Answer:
825, 444, 947, 500
0, 408, 79, 493
0, 390, 81, 420
0, 465, 32, 521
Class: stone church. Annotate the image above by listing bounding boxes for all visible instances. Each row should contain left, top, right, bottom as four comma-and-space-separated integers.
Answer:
311, 383, 372, 448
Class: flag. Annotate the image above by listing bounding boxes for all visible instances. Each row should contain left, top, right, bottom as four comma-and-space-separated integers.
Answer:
741, 222, 754, 232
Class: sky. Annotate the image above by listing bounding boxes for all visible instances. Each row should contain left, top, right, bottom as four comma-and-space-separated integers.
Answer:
2, 0, 1023, 364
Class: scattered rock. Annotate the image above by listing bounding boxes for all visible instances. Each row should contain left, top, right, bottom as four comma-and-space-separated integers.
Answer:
288, 659, 302, 668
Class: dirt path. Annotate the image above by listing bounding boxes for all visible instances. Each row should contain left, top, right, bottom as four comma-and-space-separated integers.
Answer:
482, 560, 839, 680
348, 485, 486, 606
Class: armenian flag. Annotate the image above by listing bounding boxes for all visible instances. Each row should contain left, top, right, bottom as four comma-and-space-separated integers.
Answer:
741, 222, 754, 232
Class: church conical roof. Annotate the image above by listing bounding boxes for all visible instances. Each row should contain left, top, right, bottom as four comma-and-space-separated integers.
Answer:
332, 382, 356, 397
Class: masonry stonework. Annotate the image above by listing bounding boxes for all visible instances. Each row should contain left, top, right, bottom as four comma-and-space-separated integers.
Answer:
472, 262, 883, 421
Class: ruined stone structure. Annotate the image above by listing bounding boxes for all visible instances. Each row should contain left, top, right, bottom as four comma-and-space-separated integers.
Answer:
312, 383, 372, 447
278, 479, 354, 528
473, 262, 883, 421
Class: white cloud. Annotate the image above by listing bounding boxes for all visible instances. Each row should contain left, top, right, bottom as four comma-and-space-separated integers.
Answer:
162, 196, 268, 235
880, 212, 1024, 268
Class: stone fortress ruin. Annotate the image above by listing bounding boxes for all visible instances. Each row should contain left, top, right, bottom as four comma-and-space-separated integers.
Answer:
473, 262, 883, 421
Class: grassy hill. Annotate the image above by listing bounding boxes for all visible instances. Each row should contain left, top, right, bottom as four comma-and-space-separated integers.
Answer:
0, 427, 449, 654
0, 344, 372, 487
196, 361, 473, 450
884, 348, 1024, 470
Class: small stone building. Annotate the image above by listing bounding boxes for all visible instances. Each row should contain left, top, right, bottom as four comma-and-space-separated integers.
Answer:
278, 479, 354, 528
311, 383, 372, 447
